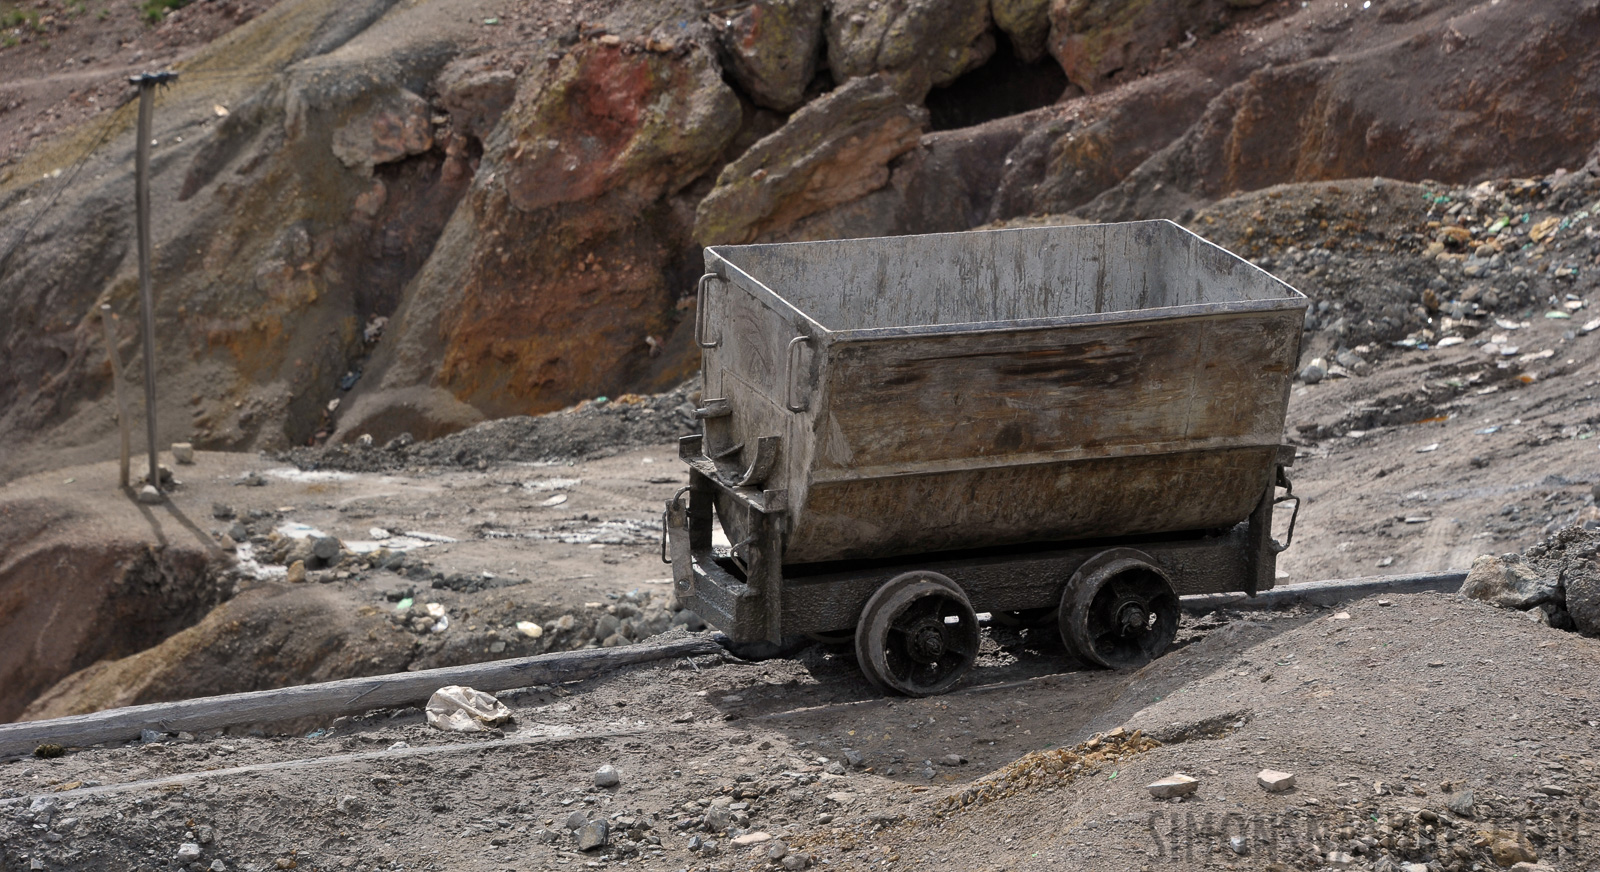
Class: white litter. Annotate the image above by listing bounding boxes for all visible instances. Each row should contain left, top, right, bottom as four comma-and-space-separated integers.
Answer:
276, 522, 328, 540
426, 685, 513, 732
232, 542, 288, 581
344, 535, 440, 554
369, 527, 392, 540
403, 531, 458, 543
523, 478, 581, 491
265, 468, 355, 482
541, 494, 568, 507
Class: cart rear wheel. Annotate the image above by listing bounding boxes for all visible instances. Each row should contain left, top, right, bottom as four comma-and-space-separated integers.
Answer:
855, 571, 979, 697
1058, 549, 1178, 669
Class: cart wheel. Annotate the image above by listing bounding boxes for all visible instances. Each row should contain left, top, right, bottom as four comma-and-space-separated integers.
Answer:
1058, 549, 1178, 669
854, 571, 980, 697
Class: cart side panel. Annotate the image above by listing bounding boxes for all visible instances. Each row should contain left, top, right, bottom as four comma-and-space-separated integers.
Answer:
812, 309, 1301, 474
784, 444, 1277, 564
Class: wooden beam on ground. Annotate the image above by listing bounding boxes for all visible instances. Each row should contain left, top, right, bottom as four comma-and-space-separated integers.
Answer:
0, 635, 723, 758
1180, 569, 1468, 614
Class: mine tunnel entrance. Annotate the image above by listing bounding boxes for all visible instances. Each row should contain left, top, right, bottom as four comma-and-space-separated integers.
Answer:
925, 40, 1072, 131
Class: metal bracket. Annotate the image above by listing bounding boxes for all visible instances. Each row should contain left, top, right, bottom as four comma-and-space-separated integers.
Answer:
695, 398, 732, 419
735, 435, 781, 488
784, 335, 812, 412
695, 274, 721, 349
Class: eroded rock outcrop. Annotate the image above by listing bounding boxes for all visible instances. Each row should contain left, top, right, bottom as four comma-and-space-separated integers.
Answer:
5, 0, 1600, 478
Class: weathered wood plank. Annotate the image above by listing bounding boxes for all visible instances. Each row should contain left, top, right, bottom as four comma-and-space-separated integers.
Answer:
0, 636, 722, 758
1, 728, 660, 806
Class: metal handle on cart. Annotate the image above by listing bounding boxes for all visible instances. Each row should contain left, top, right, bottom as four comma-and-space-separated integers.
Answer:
1270, 467, 1299, 553
695, 274, 721, 349
662, 486, 690, 564
785, 335, 811, 412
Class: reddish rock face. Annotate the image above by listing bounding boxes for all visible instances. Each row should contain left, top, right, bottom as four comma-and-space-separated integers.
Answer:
339, 41, 741, 436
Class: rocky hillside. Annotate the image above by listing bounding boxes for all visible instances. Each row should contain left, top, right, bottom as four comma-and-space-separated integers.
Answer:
2, 0, 1598, 480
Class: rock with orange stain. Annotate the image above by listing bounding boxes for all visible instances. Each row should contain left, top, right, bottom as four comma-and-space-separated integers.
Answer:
499, 42, 741, 213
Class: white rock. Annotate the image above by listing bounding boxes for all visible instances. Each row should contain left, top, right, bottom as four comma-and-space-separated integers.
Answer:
171, 442, 195, 464
1327, 851, 1356, 868
1147, 774, 1199, 798
177, 843, 203, 860
1257, 769, 1296, 792
594, 764, 621, 788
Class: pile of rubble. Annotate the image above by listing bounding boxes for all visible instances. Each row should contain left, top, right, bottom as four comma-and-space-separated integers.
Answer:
1460, 518, 1600, 633
1197, 168, 1600, 360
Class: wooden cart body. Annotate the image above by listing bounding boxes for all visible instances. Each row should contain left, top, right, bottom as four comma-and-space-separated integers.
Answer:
666, 221, 1306, 645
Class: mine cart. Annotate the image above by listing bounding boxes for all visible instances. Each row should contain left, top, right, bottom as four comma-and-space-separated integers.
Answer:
664, 221, 1305, 695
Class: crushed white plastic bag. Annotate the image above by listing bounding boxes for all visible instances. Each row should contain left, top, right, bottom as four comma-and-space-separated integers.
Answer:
425, 685, 513, 732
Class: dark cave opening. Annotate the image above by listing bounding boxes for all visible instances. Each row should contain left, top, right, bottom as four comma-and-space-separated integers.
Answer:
925, 40, 1071, 132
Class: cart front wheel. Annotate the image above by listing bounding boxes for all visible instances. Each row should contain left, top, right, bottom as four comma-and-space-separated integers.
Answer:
855, 571, 979, 697
1059, 549, 1178, 669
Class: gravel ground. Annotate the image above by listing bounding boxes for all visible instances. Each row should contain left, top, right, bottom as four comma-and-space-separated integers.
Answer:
2, 591, 1598, 872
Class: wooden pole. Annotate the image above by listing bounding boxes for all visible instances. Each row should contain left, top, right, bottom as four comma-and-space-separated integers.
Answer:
99, 304, 131, 488
131, 71, 176, 496
0, 634, 723, 757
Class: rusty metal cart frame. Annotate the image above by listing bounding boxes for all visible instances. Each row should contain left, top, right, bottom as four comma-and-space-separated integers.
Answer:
665, 221, 1305, 696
